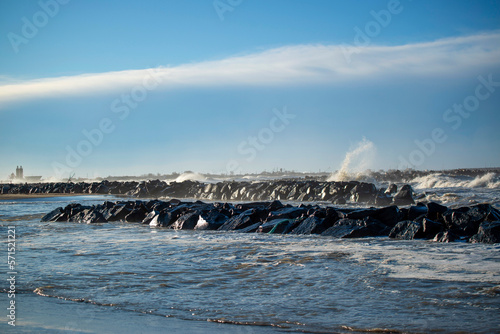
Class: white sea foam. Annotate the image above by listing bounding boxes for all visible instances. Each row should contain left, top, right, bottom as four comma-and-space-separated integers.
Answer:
412, 172, 500, 190
174, 172, 207, 183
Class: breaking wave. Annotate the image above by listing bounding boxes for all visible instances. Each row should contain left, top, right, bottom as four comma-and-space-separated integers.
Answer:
328, 138, 377, 182
174, 172, 207, 183
412, 172, 500, 189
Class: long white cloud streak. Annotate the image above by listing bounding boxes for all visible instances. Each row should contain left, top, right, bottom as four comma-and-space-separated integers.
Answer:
1, 32, 500, 104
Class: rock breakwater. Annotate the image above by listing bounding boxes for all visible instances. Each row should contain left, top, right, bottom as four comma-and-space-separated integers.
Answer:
1, 179, 415, 206
41, 199, 500, 244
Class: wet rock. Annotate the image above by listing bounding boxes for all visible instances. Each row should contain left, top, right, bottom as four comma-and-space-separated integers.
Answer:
265, 219, 296, 234
194, 210, 229, 230
343, 208, 378, 220
331, 196, 346, 205
321, 218, 387, 238
72, 208, 107, 224
371, 206, 400, 228
442, 204, 495, 237
321, 218, 361, 238
422, 218, 444, 238
41, 207, 64, 222
267, 207, 306, 221
171, 212, 200, 230
469, 221, 500, 244
342, 206, 400, 229
142, 210, 159, 225
290, 216, 325, 235
408, 204, 428, 221
350, 183, 377, 203
149, 211, 173, 227
38, 198, 500, 243
218, 209, 265, 231
267, 200, 284, 211
385, 184, 398, 194
237, 222, 262, 233
426, 202, 448, 221
104, 204, 132, 222
94, 184, 110, 194
393, 184, 415, 206
375, 192, 393, 206
125, 208, 147, 222
433, 231, 458, 243
389, 221, 423, 240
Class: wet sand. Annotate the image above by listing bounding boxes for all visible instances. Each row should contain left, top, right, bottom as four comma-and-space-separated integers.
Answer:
0, 293, 280, 334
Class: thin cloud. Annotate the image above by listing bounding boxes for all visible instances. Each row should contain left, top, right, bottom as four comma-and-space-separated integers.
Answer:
1, 32, 499, 105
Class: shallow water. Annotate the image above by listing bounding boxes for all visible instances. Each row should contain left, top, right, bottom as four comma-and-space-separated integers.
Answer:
1, 196, 500, 333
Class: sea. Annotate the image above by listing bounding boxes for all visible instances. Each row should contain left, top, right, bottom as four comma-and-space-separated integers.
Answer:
1, 172, 499, 333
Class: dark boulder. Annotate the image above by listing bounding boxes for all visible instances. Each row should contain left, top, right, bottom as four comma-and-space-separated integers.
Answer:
290, 216, 325, 235
267, 207, 306, 221
171, 212, 200, 230
385, 184, 398, 194
142, 210, 159, 225
256, 219, 291, 233
149, 211, 173, 227
41, 207, 64, 222
322, 217, 388, 238
267, 200, 284, 211
72, 208, 107, 224
375, 192, 393, 206
442, 204, 495, 237
194, 210, 229, 230
238, 222, 262, 233
433, 231, 458, 243
469, 221, 500, 244
408, 204, 428, 221
343, 208, 378, 220
371, 206, 400, 228
350, 183, 377, 203
125, 208, 147, 223
218, 209, 265, 231
389, 221, 423, 240
342, 206, 400, 228
266, 219, 296, 234
322, 218, 361, 238
393, 184, 415, 206
426, 202, 448, 221
94, 184, 110, 194
105, 205, 132, 222
422, 218, 444, 238
331, 196, 347, 205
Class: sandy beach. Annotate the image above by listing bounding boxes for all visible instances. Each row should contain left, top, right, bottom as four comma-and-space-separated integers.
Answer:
0, 194, 97, 200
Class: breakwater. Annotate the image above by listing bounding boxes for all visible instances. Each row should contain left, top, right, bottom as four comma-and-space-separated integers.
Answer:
41, 198, 500, 243
1, 179, 415, 206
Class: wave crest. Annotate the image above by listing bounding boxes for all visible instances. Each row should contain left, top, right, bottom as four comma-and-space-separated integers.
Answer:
412, 172, 500, 189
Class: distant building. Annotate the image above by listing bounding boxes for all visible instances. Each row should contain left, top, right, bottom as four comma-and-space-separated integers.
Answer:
10, 166, 42, 182
16, 166, 24, 179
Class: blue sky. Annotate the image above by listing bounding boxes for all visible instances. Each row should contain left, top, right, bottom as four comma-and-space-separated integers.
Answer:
1, 0, 500, 179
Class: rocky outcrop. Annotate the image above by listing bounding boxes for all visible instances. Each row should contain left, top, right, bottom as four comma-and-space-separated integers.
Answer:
40, 199, 500, 244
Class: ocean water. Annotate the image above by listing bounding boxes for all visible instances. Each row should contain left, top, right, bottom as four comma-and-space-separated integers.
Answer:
1, 185, 500, 333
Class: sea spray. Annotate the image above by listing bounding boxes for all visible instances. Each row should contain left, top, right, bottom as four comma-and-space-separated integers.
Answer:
411, 172, 500, 189
174, 172, 207, 183
328, 138, 377, 182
